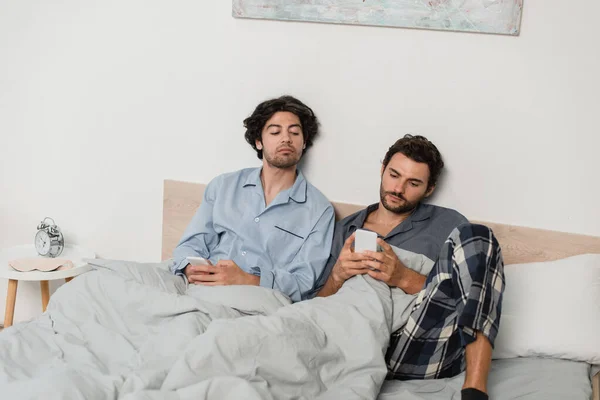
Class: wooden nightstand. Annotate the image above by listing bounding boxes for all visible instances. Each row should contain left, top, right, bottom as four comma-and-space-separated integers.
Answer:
0, 244, 95, 328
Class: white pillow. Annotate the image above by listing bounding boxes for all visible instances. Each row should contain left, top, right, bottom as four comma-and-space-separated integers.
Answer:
492, 253, 600, 364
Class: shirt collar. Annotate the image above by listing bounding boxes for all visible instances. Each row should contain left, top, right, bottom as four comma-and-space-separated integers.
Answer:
349, 203, 379, 230
242, 167, 262, 188
288, 169, 307, 203
349, 202, 433, 235
242, 167, 307, 203
410, 203, 433, 222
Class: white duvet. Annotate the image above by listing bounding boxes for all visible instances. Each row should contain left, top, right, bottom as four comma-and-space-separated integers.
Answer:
0, 259, 394, 400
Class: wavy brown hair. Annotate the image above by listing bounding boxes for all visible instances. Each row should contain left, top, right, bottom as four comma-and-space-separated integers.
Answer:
244, 95, 319, 160
383, 134, 444, 189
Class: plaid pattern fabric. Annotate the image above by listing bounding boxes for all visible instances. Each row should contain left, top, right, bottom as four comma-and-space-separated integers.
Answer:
385, 223, 505, 380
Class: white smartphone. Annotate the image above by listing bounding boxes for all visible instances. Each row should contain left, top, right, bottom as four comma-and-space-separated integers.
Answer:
354, 229, 378, 253
186, 256, 211, 266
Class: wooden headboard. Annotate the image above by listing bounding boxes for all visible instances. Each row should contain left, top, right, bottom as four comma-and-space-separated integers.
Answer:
161, 179, 600, 264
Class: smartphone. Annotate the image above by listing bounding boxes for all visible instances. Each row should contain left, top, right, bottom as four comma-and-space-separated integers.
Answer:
354, 229, 378, 253
186, 256, 211, 266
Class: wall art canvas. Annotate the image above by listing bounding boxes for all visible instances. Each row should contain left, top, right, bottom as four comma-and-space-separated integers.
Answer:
232, 0, 523, 36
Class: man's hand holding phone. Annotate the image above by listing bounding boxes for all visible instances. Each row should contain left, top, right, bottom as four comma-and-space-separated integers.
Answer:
363, 239, 408, 288
185, 257, 214, 284
184, 256, 260, 287
330, 232, 372, 289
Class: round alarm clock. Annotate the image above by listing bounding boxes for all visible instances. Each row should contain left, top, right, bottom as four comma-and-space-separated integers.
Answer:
35, 217, 64, 257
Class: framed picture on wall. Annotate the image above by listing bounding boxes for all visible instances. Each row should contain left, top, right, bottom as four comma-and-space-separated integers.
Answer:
232, 0, 524, 36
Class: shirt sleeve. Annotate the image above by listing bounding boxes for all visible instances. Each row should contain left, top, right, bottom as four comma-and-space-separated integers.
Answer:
257, 205, 335, 302
305, 219, 349, 298
169, 178, 220, 276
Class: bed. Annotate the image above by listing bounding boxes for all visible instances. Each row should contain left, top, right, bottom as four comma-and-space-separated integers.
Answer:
0, 179, 597, 399
162, 179, 600, 400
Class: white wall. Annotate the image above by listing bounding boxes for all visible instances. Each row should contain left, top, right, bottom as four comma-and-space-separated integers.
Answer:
1, 0, 599, 324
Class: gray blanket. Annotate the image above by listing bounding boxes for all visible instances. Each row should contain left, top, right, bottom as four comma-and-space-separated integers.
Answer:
0, 260, 394, 399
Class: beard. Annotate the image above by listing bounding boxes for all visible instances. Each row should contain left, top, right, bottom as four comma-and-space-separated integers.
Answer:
263, 146, 301, 169
379, 181, 421, 214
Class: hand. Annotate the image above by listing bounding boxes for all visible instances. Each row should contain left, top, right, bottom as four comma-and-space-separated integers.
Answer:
363, 238, 407, 287
191, 260, 260, 286
330, 233, 372, 287
184, 261, 213, 283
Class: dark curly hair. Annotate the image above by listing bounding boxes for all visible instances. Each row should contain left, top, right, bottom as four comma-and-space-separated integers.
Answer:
382, 134, 444, 190
244, 95, 319, 160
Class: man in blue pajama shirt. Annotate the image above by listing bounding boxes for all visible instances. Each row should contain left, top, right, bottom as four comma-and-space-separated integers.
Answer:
170, 95, 335, 302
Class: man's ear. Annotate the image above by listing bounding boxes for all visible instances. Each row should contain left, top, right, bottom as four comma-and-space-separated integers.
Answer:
380, 164, 385, 177
425, 185, 436, 198
255, 139, 262, 150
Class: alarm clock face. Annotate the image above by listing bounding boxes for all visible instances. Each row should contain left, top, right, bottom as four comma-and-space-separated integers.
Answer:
35, 230, 51, 256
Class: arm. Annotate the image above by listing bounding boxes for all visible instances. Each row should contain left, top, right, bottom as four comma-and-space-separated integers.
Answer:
316, 232, 372, 298
394, 268, 426, 295
190, 261, 260, 286
259, 205, 335, 302
170, 179, 220, 276
315, 223, 344, 297
313, 221, 345, 298
315, 257, 344, 298
363, 239, 426, 294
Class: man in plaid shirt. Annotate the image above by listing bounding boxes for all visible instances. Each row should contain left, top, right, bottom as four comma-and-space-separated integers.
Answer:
314, 135, 505, 400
